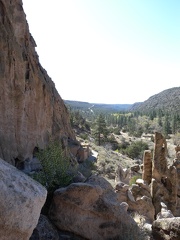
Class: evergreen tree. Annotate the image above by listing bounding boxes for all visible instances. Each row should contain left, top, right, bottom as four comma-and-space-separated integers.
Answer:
127, 118, 136, 136
149, 110, 156, 120
172, 114, 180, 134
158, 115, 163, 127
93, 114, 108, 146
172, 114, 177, 134
163, 114, 171, 137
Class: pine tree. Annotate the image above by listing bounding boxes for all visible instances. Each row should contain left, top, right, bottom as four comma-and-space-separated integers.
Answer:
93, 114, 108, 146
172, 114, 177, 134
163, 114, 171, 137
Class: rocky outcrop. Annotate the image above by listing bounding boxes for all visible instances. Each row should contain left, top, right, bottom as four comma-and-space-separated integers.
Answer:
0, 0, 75, 165
49, 175, 140, 240
115, 164, 131, 184
156, 202, 174, 220
116, 179, 155, 223
115, 132, 180, 223
0, 158, 47, 240
69, 140, 91, 163
138, 132, 180, 217
152, 217, 180, 240
150, 133, 178, 216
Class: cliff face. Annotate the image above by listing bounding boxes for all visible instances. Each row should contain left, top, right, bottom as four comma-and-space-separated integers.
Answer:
0, 0, 75, 164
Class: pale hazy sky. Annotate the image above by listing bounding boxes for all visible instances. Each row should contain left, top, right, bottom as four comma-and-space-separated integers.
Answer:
22, 0, 180, 104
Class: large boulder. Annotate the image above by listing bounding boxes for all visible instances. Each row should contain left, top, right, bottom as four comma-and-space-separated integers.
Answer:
152, 217, 180, 240
49, 175, 140, 240
0, 158, 47, 240
30, 215, 59, 240
0, 0, 75, 165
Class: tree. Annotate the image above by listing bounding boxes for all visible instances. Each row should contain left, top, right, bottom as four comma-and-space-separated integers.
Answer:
163, 114, 171, 137
32, 141, 74, 192
127, 118, 136, 136
93, 114, 108, 146
171, 114, 180, 134
158, 115, 163, 127
172, 114, 177, 134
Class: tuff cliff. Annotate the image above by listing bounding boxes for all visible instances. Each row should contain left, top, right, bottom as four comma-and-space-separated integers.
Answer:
0, 0, 75, 165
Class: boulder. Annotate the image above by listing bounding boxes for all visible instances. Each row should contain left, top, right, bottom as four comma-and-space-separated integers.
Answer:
128, 196, 155, 223
30, 215, 59, 240
156, 202, 174, 220
30, 214, 85, 240
152, 217, 180, 240
0, 158, 47, 240
130, 164, 140, 173
49, 175, 140, 240
115, 183, 129, 203
115, 164, 131, 184
72, 171, 86, 183
131, 183, 151, 200
136, 178, 151, 193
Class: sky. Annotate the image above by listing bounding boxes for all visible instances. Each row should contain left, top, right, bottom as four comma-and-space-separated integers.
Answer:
22, 0, 180, 104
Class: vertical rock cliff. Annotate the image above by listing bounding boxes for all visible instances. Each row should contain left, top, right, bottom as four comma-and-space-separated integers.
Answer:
0, 0, 75, 164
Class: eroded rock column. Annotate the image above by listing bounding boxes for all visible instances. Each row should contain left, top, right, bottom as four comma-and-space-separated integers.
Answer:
152, 132, 167, 181
151, 132, 178, 216
142, 150, 152, 185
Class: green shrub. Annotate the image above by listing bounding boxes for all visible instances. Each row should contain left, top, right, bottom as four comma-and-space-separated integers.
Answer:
123, 141, 148, 159
113, 127, 121, 135
79, 133, 88, 140
118, 141, 130, 150
32, 141, 75, 192
129, 175, 142, 186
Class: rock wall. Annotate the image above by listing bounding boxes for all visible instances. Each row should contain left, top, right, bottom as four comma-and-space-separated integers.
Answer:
0, 0, 75, 165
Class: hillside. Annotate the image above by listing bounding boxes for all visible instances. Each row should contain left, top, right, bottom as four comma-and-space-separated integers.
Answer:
130, 87, 180, 113
65, 87, 180, 115
64, 100, 132, 113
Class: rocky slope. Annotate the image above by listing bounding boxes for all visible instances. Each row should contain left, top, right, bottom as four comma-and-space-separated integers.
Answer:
0, 0, 75, 165
130, 87, 180, 113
